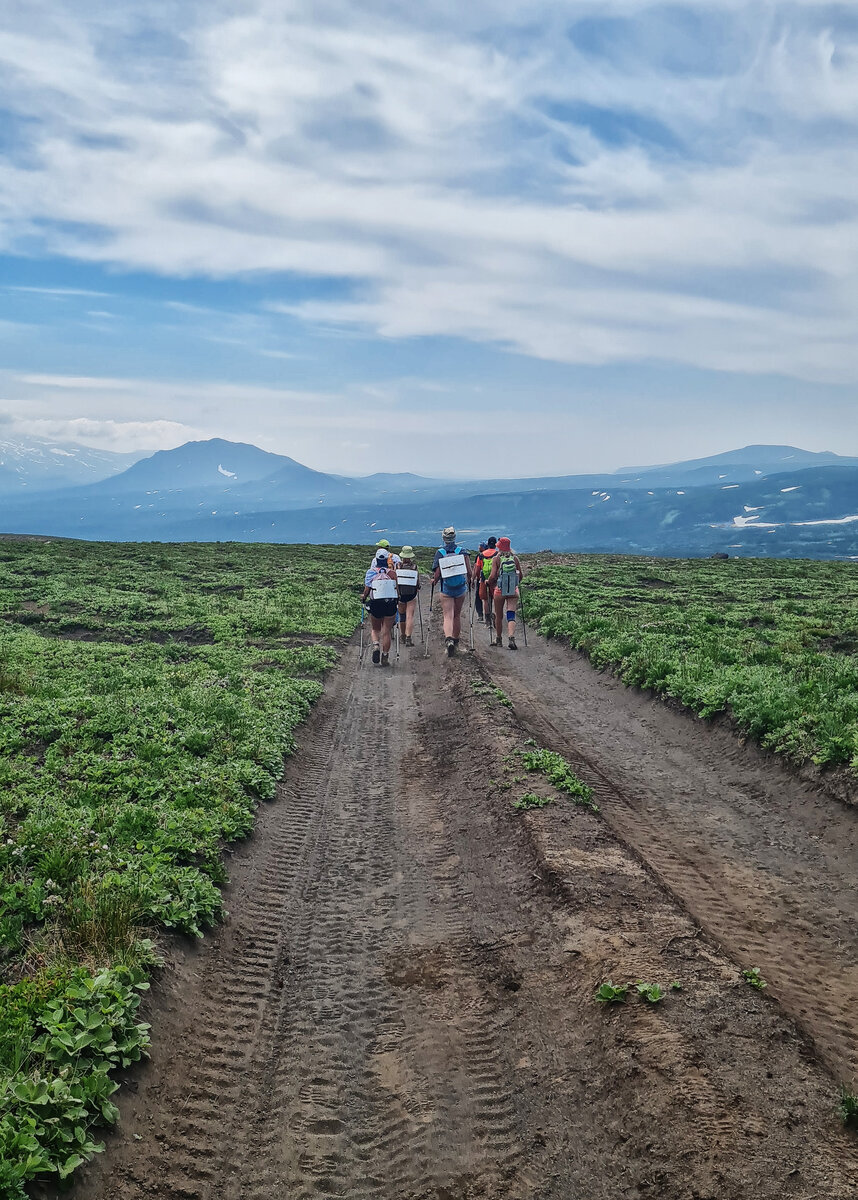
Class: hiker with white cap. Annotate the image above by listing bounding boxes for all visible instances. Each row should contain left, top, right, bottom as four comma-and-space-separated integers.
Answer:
395, 547, 420, 647
368, 538, 401, 570
362, 548, 399, 666
431, 526, 472, 657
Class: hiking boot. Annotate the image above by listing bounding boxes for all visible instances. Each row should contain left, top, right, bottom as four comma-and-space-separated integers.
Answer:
381, 652, 389, 667
405, 635, 414, 647
508, 637, 518, 650
446, 637, 455, 657
493, 637, 503, 648
372, 646, 381, 665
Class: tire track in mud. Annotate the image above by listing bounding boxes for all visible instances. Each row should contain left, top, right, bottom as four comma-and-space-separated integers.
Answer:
67, 632, 525, 1200
481, 627, 858, 1085
61, 614, 858, 1200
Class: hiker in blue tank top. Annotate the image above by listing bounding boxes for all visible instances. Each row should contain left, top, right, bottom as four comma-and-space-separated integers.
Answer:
431, 526, 472, 657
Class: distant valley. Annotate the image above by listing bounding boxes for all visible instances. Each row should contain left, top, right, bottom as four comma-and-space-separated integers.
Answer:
1, 437, 857, 558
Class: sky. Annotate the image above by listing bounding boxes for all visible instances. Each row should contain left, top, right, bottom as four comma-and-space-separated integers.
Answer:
1, 0, 857, 477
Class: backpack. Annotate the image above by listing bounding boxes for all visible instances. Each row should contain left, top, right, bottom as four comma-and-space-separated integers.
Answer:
481, 547, 497, 580
369, 567, 397, 599
437, 544, 467, 586
497, 553, 518, 597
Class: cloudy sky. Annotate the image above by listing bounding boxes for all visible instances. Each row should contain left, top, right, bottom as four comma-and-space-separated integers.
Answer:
1, 0, 857, 476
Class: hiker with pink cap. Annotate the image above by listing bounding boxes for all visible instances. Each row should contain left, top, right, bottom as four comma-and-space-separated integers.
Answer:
487, 537, 523, 650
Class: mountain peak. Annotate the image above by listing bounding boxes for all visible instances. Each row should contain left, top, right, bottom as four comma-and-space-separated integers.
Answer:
0, 435, 143, 495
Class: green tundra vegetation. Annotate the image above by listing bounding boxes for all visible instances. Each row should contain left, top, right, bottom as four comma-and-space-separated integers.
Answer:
524, 555, 858, 777
0, 540, 367, 1196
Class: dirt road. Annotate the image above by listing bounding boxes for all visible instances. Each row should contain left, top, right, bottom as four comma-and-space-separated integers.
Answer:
486, 629, 858, 1085
60, 614, 857, 1200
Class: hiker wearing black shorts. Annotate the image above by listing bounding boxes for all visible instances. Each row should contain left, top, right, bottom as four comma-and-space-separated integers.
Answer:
473, 543, 487, 620
362, 549, 399, 666
395, 547, 420, 647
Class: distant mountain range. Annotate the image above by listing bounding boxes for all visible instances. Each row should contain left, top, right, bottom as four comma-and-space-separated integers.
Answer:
0, 436, 143, 493
1, 437, 857, 559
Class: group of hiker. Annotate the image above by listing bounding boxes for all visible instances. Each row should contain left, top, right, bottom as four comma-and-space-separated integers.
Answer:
361, 528, 524, 666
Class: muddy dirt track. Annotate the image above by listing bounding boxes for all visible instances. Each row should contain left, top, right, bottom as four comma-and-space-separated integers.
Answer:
59, 613, 858, 1200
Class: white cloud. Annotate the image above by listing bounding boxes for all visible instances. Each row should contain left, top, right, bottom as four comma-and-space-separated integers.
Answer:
9, 416, 196, 452
4, 358, 851, 474
1, 2, 858, 382
6, 285, 111, 297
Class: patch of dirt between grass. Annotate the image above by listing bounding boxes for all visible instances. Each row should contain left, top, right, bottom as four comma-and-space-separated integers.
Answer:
537, 631, 857, 809
432, 651, 858, 1197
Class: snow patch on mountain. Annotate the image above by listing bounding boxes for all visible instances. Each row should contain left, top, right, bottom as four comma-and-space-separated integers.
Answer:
0, 436, 142, 493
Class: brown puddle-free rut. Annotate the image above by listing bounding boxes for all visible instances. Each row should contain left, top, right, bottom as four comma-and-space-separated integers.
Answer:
56, 611, 858, 1200
485, 629, 858, 1087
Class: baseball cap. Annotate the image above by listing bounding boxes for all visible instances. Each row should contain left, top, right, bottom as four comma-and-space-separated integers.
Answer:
376, 538, 390, 548
376, 549, 389, 561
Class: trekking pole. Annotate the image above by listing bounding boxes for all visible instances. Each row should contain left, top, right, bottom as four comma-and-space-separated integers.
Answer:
417, 589, 425, 644
395, 614, 401, 666
423, 583, 435, 658
359, 604, 366, 665
518, 584, 528, 647
468, 579, 475, 652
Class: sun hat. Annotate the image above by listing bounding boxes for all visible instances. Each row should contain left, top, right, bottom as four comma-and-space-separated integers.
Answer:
400, 545, 415, 557
442, 525, 456, 539
376, 538, 390, 548
498, 536, 511, 551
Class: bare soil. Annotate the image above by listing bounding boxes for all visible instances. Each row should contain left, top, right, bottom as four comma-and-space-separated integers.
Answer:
485, 630, 858, 1086
52, 614, 858, 1200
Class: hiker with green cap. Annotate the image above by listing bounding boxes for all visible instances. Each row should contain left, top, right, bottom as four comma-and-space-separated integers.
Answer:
432, 526, 472, 656
369, 539, 401, 570
395, 547, 420, 647
487, 536, 523, 650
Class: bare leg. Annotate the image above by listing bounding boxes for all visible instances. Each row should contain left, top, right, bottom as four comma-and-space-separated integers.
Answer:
382, 616, 394, 653
494, 591, 504, 639
405, 600, 416, 637
506, 595, 518, 639
370, 615, 383, 648
440, 593, 455, 638
452, 594, 465, 640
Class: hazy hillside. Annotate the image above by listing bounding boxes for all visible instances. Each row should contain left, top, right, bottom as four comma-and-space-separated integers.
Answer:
149, 465, 857, 558
0, 435, 142, 493
2, 439, 856, 557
